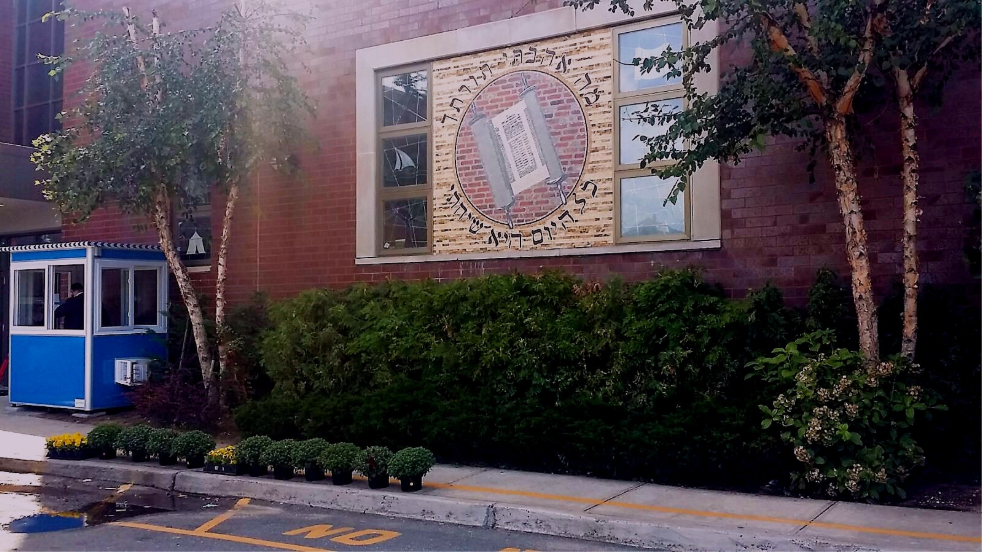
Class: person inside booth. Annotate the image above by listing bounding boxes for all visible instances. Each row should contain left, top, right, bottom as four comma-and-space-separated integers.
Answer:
54, 283, 85, 330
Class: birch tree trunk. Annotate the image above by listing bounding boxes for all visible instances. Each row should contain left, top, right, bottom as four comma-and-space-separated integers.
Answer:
894, 68, 920, 360
214, 181, 240, 408
152, 187, 217, 403
825, 116, 881, 365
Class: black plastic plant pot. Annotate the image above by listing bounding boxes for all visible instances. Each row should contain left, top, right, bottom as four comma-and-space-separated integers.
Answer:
273, 466, 295, 480
248, 464, 268, 477
400, 476, 423, 493
46, 450, 61, 460
99, 449, 117, 460
304, 464, 325, 482
367, 474, 389, 489
131, 451, 147, 463
331, 471, 353, 486
186, 455, 205, 469
158, 454, 177, 466
204, 462, 243, 476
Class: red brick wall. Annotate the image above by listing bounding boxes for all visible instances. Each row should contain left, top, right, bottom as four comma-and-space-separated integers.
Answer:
0, 0, 14, 143
59, 0, 982, 307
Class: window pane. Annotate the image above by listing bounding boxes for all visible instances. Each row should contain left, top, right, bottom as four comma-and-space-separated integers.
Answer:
53, 19, 65, 55
381, 70, 428, 126
133, 270, 159, 326
382, 197, 428, 250
618, 23, 683, 92
14, 68, 25, 108
26, 103, 51, 142
619, 175, 686, 238
100, 268, 129, 328
17, 0, 28, 23
382, 134, 428, 188
14, 110, 24, 145
27, 63, 51, 105
16, 25, 26, 65
618, 98, 683, 166
29, 20, 53, 57
15, 269, 45, 327
28, 0, 52, 21
52, 264, 85, 330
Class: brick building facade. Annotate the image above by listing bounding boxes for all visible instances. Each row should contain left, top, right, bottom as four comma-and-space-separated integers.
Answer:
6, 0, 981, 307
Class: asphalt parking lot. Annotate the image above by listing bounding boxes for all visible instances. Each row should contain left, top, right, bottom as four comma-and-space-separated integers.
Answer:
0, 472, 637, 551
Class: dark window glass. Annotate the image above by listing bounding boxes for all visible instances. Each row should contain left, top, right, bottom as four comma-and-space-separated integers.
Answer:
382, 134, 428, 188
16, 25, 26, 65
100, 268, 129, 328
29, 20, 52, 57
52, 265, 85, 330
14, 68, 25, 107
52, 101, 62, 131
28, 0, 52, 21
26, 104, 50, 142
27, 64, 51, 105
382, 197, 428, 250
381, 70, 428, 126
17, 0, 28, 23
53, 19, 64, 54
133, 270, 159, 326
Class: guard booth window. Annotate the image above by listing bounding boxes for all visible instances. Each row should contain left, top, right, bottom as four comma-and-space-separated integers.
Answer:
14, 269, 44, 327
100, 268, 129, 328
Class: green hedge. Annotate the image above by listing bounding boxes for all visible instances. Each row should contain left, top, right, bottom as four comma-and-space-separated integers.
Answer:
235, 270, 794, 486
233, 269, 980, 489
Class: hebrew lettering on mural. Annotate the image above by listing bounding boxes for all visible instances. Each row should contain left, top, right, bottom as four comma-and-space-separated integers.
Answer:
458, 84, 471, 94
479, 63, 493, 80
580, 179, 598, 197
452, 203, 469, 220
510, 232, 523, 248
542, 49, 556, 67
525, 46, 538, 64
557, 209, 576, 229
468, 216, 485, 234
531, 228, 544, 245
446, 189, 462, 207
580, 87, 601, 106
573, 193, 588, 214
440, 113, 458, 124
554, 54, 569, 73
542, 225, 554, 241
486, 228, 500, 247
469, 75, 481, 87
512, 48, 524, 66
574, 73, 592, 91
449, 98, 465, 113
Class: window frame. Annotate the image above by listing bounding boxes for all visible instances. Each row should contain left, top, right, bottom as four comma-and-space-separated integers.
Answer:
93, 260, 167, 335
612, 16, 691, 244
375, 63, 433, 256
9, 259, 87, 336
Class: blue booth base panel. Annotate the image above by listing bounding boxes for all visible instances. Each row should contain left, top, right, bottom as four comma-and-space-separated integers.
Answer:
10, 335, 86, 409
91, 333, 167, 410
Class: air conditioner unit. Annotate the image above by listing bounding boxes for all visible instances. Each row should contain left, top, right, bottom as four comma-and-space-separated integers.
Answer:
114, 358, 150, 386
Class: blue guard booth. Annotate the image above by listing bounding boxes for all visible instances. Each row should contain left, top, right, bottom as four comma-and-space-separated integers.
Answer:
3, 242, 168, 411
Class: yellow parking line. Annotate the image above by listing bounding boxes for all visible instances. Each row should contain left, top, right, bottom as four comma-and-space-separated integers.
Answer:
113, 521, 332, 552
195, 497, 251, 533
424, 481, 982, 544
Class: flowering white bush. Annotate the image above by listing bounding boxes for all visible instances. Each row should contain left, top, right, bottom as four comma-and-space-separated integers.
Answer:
751, 331, 943, 500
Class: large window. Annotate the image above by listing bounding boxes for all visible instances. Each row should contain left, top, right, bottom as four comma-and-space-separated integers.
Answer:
376, 66, 431, 254
13, 269, 45, 327
98, 266, 163, 330
613, 19, 689, 242
13, 0, 65, 145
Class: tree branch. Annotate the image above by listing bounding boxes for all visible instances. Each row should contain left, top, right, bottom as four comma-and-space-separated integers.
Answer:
758, 13, 828, 106
121, 7, 148, 90
834, 7, 877, 115
911, 35, 955, 89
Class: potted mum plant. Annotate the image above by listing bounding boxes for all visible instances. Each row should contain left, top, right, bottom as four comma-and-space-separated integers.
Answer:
357, 446, 393, 489
45, 433, 91, 460
172, 430, 215, 469
147, 428, 181, 466
234, 435, 273, 476
204, 445, 244, 475
86, 424, 122, 459
319, 442, 360, 486
115, 425, 154, 462
389, 447, 436, 492
260, 440, 297, 480
293, 438, 329, 481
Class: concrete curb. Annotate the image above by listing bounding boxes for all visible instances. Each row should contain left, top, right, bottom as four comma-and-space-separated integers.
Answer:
0, 456, 875, 551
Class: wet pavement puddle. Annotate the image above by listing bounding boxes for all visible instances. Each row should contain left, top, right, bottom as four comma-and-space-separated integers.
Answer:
4, 500, 169, 533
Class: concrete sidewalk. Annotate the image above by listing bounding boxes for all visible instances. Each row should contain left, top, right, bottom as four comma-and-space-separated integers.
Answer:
1, 400, 980, 551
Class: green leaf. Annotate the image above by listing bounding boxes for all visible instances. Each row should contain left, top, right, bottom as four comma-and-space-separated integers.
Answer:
762, 418, 773, 429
